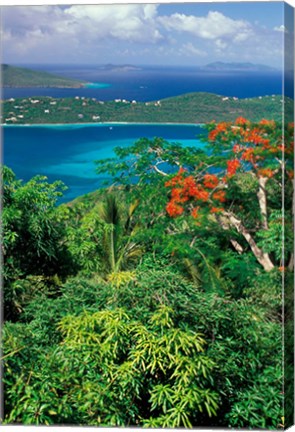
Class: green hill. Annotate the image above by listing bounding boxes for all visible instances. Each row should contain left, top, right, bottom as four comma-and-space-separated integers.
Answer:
2, 64, 86, 88
2, 92, 292, 124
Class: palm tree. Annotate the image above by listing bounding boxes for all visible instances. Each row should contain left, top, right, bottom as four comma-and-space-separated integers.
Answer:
97, 194, 143, 281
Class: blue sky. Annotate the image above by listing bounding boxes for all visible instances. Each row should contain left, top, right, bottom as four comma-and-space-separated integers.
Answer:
1, 2, 290, 67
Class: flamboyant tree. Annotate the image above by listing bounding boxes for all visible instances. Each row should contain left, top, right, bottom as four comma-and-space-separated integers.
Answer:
95, 120, 293, 273
165, 118, 294, 271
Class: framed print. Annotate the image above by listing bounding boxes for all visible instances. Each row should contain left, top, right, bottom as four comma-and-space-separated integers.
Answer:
1, 1, 294, 429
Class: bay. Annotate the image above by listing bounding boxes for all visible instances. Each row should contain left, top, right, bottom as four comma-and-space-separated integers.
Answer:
3, 123, 204, 203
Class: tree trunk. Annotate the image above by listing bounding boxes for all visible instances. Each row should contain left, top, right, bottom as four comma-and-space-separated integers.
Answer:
230, 239, 244, 254
216, 214, 244, 254
227, 212, 275, 271
257, 176, 269, 230
288, 253, 294, 271
110, 226, 116, 273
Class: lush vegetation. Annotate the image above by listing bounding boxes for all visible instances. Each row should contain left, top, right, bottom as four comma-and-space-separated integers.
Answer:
2, 64, 86, 88
2, 92, 293, 125
2, 117, 293, 428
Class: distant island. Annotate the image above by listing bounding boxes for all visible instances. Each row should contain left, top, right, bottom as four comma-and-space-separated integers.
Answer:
98, 64, 142, 72
2, 64, 87, 88
201, 62, 278, 72
2, 92, 292, 125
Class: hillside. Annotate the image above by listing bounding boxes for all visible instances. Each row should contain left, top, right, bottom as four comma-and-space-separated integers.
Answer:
2, 92, 292, 124
2, 64, 86, 88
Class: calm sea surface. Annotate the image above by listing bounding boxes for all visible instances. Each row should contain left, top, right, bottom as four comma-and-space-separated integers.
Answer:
3, 123, 205, 202
2, 64, 290, 100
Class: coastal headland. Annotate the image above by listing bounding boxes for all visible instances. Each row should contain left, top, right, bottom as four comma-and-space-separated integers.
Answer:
2, 64, 87, 88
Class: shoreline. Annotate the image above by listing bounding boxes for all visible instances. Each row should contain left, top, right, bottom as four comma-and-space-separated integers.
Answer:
2, 121, 205, 127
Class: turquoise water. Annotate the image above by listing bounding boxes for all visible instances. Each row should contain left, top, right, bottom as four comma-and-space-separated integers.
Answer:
84, 82, 111, 89
3, 123, 205, 202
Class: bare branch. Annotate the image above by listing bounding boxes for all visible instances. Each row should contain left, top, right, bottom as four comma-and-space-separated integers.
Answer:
224, 211, 274, 271
257, 176, 269, 230
215, 214, 244, 254
152, 165, 168, 176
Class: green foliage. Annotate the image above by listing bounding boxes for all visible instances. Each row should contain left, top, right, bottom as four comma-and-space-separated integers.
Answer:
226, 366, 283, 429
2, 257, 284, 428
97, 194, 143, 274
60, 202, 105, 275
257, 210, 293, 262
96, 137, 206, 186
284, 273, 294, 428
2, 166, 73, 319
244, 270, 282, 318
220, 251, 260, 297
3, 305, 218, 426
2, 113, 290, 429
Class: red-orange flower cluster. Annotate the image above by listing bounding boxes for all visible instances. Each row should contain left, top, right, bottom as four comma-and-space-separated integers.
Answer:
245, 128, 270, 147
164, 167, 186, 187
165, 169, 211, 218
166, 201, 184, 217
212, 190, 226, 203
191, 206, 200, 219
203, 174, 219, 189
208, 129, 218, 141
233, 144, 242, 153
210, 207, 224, 214
235, 117, 248, 126
227, 159, 240, 176
257, 168, 274, 178
259, 119, 275, 127
208, 122, 229, 141
241, 147, 254, 162
165, 119, 294, 221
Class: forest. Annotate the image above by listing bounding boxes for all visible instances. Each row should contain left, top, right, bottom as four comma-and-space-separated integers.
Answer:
2, 117, 294, 428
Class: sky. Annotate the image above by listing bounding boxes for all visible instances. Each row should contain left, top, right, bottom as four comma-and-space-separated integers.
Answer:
0, 1, 291, 68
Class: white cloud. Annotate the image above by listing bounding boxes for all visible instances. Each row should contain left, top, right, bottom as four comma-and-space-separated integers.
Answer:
179, 42, 207, 57
274, 25, 287, 33
2, 4, 163, 51
233, 32, 251, 43
158, 11, 252, 41
215, 39, 228, 50
61, 4, 162, 43
1, 4, 166, 63
1, 5, 284, 67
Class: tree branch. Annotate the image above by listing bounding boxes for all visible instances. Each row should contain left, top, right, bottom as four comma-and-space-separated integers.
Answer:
216, 214, 244, 254
225, 211, 275, 271
152, 164, 168, 176
288, 253, 294, 271
257, 176, 269, 230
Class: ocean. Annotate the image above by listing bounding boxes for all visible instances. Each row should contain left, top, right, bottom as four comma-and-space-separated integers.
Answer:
3, 64, 291, 203
3, 123, 205, 202
3, 64, 290, 101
